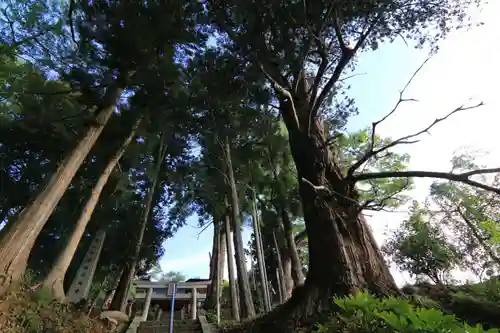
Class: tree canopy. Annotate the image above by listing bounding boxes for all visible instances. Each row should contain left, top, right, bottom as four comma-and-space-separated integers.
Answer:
0, 0, 498, 332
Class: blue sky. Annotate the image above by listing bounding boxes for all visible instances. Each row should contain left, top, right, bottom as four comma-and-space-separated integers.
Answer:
160, 2, 500, 284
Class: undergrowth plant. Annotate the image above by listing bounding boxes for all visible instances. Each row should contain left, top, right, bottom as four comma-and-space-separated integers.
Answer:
314, 291, 499, 333
0, 272, 104, 333
455, 280, 500, 303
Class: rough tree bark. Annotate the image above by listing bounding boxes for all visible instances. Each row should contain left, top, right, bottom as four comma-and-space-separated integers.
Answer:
279, 107, 399, 318
42, 114, 144, 300
272, 229, 292, 301
224, 209, 240, 321
280, 249, 294, 299
215, 222, 223, 323
207, 219, 227, 309
110, 267, 129, 310
205, 219, 222, 309
224, 137, 256, 318
255, 201, 272, 308
269, 155, 306, 290
219, 225, 227, 291
280, 207, 305, 288
0, 84, 124, 296
110, 134, 166, 312
251, 197, 271, 312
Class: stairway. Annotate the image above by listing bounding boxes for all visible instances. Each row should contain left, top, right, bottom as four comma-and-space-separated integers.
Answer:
137, 319, 202, 333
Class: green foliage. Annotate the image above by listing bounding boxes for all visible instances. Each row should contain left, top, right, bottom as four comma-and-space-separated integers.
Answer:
315, 292, 497, 333
480, 221, 500, 247
382, 201, 462, 283
0, 0, 495, 331
30, 287, 54, 308
0, 0, 199, 288
205, 308, 236, 325
455, 280, 500, 304
159, 271, 187, 283
336, 129, 414, 210
427, 151, 500, 278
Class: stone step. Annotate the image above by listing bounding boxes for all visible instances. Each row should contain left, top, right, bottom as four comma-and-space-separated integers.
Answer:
138, 328, 202, 332
137, 327, 201, 333
143, 319, 197, 322
140, 324, 200, 328
138, 320, 201, 333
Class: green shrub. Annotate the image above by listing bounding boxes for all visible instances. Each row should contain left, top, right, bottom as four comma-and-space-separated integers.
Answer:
314, 291, 498, 333
408, 294, 440, 309
205, 309, 217, 323
30, 286, 54, 308
456, 280, 500, 303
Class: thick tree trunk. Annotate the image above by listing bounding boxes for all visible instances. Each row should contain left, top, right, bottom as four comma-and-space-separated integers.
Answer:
109, 266, 129, 311
0, 85, 124, 295
280, 113, 399, 319
205, 220, 221, 309
224, 138, 256, 318
224, 211, 240, 321
219, 227, 227, 287
110, 136, 166, 312
42, 114, 143, 300
206, 219, 227, 310
280, 207, 305, 287
215, 223, 223, 323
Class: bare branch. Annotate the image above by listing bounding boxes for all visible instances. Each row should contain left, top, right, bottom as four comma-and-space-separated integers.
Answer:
460, 168, 500, 177
301, 177, 359, 204
338, 72, 367, 82
361, 178, 411, 211
349, 169, 500, 195
347, 57, 431, 175
301, 177, 332, 197
197, 220, 213, 237
348, 100, 484, 176
373, 58, 430, 134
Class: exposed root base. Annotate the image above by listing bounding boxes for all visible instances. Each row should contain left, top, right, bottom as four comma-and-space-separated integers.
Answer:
222, 284, 337, 333
223, 276, 401, 333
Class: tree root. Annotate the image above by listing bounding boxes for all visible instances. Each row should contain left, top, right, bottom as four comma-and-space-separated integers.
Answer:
223, 284, 337, 333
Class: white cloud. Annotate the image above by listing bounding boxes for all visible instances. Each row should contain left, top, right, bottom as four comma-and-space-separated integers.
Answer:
160, 252, 209, 275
